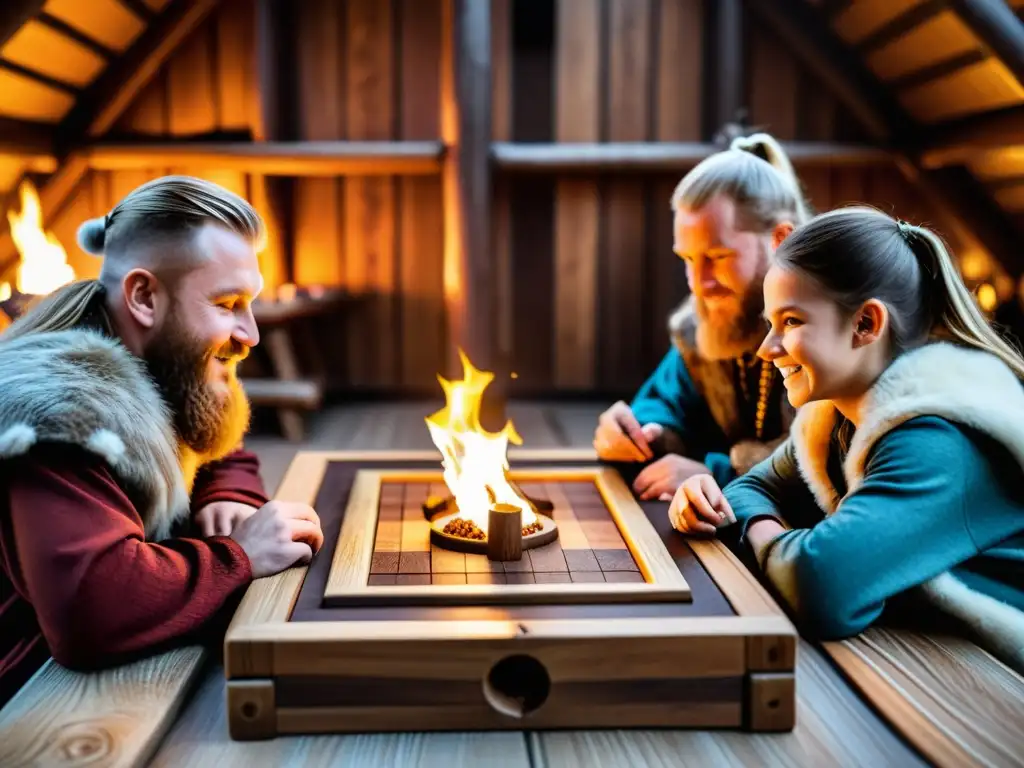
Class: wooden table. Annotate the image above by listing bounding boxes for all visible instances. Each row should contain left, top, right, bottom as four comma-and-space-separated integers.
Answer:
2, 449, 1023, 768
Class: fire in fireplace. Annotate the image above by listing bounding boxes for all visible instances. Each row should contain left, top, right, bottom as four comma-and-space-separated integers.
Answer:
0, 180, 77, 327
422, 350, 558, 561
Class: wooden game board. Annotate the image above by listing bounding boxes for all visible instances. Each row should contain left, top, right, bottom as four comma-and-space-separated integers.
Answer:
371, 479, 645, 586
224, 450, 798, 739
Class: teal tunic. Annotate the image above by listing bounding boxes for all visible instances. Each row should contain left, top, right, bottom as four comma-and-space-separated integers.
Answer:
630, 347, 788, 487
725, 415, 1024, 640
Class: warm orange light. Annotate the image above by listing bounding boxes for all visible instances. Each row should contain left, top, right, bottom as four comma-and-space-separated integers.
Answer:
977, 283, 998, 312
7, 180, 75, 296
425, 350, 533, 533
960, 251, 990, 281
0, 282, 9, 302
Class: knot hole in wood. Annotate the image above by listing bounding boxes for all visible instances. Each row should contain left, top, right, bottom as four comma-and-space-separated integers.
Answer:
241, 702, 259, 719
56, 721, 114, 762
482, 654, 551, 718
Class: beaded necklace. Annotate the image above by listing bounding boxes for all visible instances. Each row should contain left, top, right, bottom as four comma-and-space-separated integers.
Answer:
737, 356, 774, 440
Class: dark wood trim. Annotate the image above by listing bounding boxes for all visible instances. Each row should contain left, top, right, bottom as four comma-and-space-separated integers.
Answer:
945, 0, 1024, 88
820, 0, 854, 20
890, 49, 989, 92
0, 0, 45, 50
857, 0, 946, 54
115, 0, 156, 22
705, 0, 745, 138
0, 115, 54, 157
744, 0, 909, 141
84, 141, 445, 175
920, 104, 1024, 166
0, 57, 79, 95
986, 174, 1024, 192
56, 0, 223, 151
37, 11, 117, 60
491, 142, 894, 171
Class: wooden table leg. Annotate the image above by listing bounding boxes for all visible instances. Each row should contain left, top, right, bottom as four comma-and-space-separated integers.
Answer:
264, 326, 306, 442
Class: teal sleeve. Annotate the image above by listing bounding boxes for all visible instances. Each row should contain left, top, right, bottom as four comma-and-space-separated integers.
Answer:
631, 347, 728, 473
630, 347, 697, 436
705, 452, 736, 488
723, 438, 821, 537
756, 417, 1019, 639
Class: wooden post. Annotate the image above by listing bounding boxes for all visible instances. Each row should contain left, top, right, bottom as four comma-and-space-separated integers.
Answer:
487, 503, 522, 562
442, 0, 504, 428
705, 0, 745, 139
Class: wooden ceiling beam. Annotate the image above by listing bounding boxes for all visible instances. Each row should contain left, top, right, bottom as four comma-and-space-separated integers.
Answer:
58, 0, 222, 149
746, 0, 1024, 278
0, 116, 55, 160
944, 0, 1024, 88
37, 11, 117, 60
0, 0, 45, 50
920, 104, 1024, 167
0, 0, 223, 276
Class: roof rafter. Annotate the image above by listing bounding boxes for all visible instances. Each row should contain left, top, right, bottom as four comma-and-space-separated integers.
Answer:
0, 0, 45, 50
744, 0, 1024, 278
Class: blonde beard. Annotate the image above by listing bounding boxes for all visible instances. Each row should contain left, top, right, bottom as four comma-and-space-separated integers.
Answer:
694, 287, 767, 361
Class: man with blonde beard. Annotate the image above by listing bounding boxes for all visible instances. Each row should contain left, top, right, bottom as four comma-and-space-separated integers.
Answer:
0, 176, 322, 707
594, 134, 809, 498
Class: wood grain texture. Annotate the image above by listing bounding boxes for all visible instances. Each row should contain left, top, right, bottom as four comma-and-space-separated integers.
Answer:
531, 638, 928, 767
0, 645, 206, 768
153, 662, 532, 766
823, 627, 1024, 768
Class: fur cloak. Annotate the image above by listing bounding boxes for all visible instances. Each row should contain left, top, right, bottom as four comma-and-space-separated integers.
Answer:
0, 328, 190, 541
789, 341, 1024, 671
669, 295, 796, 472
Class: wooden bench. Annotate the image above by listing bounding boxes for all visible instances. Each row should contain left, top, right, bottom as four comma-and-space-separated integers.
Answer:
246, 287, 356, 441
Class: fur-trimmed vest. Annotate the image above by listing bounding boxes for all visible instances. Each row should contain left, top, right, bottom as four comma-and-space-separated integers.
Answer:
790, 342, 1024, 670
669, 296, 797, 473
0, 329, 190, 541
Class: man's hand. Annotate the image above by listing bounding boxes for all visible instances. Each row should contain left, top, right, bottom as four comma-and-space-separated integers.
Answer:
593, 401, 663, 462
195, 501, 258, 538
633, 454, 710, 500
668, 474, 736, 535
229, 500, 325, 579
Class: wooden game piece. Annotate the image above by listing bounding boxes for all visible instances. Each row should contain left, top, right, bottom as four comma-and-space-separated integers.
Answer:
487, 502, 523, 561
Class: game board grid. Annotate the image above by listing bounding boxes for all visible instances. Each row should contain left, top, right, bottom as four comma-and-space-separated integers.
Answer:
366, 480, 645, 586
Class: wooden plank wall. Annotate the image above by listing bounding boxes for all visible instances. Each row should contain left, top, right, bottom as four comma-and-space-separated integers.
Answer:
496, 0, 962, 397
29, 0, 965, 400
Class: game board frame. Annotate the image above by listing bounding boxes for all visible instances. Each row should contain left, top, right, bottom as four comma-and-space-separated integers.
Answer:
224, 449, 798, 740
323, 465, 692, 606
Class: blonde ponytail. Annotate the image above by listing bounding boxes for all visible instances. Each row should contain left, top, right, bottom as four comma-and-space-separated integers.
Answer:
670, 131, 811, 233
0, 279, 109, 343
910, 226, 1024, 380
730, 132, 811, 223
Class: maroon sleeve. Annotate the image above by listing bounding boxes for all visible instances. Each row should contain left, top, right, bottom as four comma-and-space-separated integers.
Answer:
190, 447, 270, 512
4, 447, 253, 670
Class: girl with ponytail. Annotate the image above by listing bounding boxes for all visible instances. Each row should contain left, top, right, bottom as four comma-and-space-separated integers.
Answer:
668, 206, 1024, 673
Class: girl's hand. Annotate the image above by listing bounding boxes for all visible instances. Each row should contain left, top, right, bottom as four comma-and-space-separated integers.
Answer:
195, 501, 258, 537
668, 474, 736, 535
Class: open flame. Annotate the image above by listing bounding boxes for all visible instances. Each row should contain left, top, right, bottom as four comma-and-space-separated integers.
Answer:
4, 180, 75, 297
426, 350, 535, 533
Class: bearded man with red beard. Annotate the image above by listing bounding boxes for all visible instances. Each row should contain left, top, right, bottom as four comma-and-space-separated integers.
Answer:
594, 133, 811, 499
0, 176, 323, 708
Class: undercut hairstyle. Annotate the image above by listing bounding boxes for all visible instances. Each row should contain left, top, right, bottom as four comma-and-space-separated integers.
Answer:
1, 175, 264, 343
670, 132, 812, 231
84, 174, 265, 291
773, 206, 1024, 380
